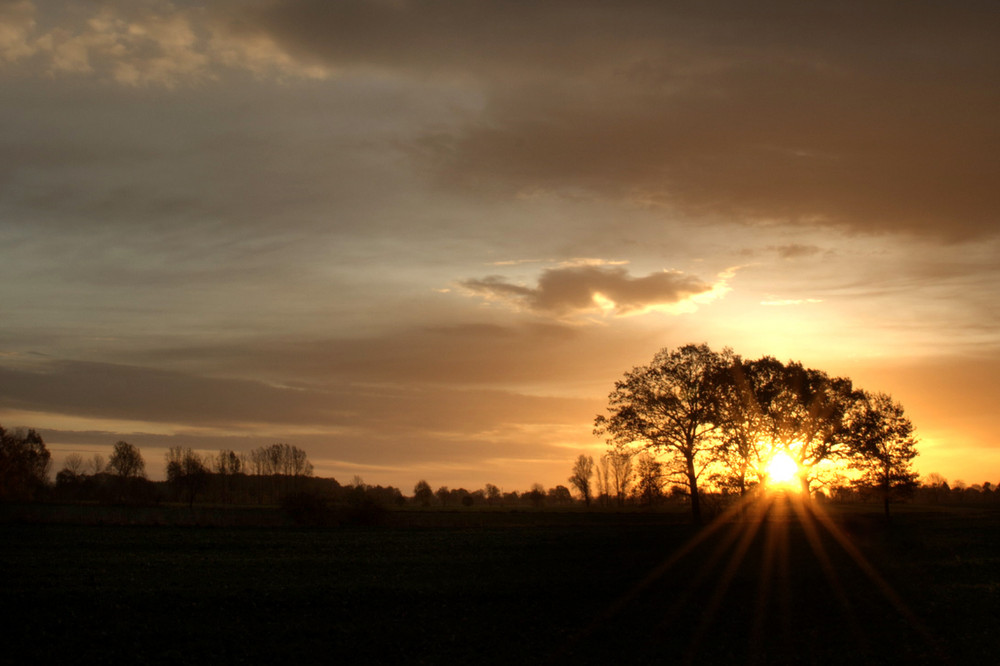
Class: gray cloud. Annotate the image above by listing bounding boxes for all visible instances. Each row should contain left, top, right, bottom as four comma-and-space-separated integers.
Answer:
252, 0, 1000, 240
7, 2, 997, 240
127, 321, 660, 389
462, 264, 715, 316
0, 357, 595, 435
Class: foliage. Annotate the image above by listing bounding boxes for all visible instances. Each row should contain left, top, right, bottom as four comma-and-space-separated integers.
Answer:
847, 391, 919, 516
413, 479, 433, 506
165, 447, 211, 506
594, 343, 737, 523
568, 454, 594, 506
247, 443, 312, 477
634, 452, 665, 506
214, 449, 243, 475
0, 425, 51, 501
607, 447, 634, 506
595, 344, 923, 519
747, 358, 857, 492
108, 440, 145, 479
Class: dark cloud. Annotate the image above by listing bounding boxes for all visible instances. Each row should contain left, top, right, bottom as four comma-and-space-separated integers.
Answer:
461, 264, 715, 316
0, 357, 596, 434
130, 321, 663, 389
253, 0, 1000, 239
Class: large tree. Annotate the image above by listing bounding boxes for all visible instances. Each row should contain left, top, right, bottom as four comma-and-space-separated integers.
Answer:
847, 391, 919, 518
733, 357, 859, 495
594, 344, 736, 523
713, 358, 773, 497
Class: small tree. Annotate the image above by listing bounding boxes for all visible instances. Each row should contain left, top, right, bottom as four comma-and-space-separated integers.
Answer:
108, 441, 145, 479
106, 441, 148, 503
594, 455, 611, 506
634, 452, 665, 506
413, 479, 433, 506
165, 447, 210, 507
215, 449, 242, 475
89, 453, 106, 476
848, 392, 919, 518
435, 485, 451, 506
568, 454, 594, 506
545, 485, 570, 504
608, 448, 635, 506
528, 483, 546, 508
0, 426, 51, 501
484, 483, 501, 505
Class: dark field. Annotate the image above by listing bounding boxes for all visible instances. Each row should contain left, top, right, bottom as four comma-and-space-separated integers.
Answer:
2, 502, 997, 664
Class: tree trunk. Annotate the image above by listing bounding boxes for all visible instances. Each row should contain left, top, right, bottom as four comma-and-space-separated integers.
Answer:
883, 475, 891, 519
686, 456, 702, 525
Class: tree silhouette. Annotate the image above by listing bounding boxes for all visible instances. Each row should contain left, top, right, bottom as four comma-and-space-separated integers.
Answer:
847, 391, 919, 517
568, 454, 594, 506
634, 451, 665, 505
413, 479, 433, 506
108, 440, 145, 479
714, 356, 768, 496
744, 358, 857, 494
165, 447, 210, 507
214, 449, 243, 475
484, 483, 501, 505
0, 425, 51, 501
435, 485, 451, 506
527, 483, 545, 508
594, 454, 611, 506
595, 344, 736, 523
607, 447, 634, 506
106, 440, 148, 503
88, 453, 106, 475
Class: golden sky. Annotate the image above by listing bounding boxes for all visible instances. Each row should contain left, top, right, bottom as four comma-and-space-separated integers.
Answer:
1, 1, 998, 490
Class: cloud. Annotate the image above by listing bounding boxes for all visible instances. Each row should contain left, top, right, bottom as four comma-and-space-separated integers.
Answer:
0, 356, 596, 434
126, 321, 657, 390
0, 1, 38, 62
0, 1, 328, 86
244, 0, 1000, 240
461, 264, 718, 317
6, 2, 998, 239
773, 244, 823, 260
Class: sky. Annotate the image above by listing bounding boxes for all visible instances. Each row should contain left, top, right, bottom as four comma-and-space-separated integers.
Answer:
1, 0, 998, 492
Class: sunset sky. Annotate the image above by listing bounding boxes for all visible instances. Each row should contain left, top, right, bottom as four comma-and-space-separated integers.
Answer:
1, 1, 998, 491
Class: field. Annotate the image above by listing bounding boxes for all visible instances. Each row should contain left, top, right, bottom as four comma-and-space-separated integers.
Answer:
1, 501, 997, 664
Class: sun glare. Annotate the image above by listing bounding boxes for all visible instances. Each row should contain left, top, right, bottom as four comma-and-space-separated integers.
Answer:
765, 451, 801, 492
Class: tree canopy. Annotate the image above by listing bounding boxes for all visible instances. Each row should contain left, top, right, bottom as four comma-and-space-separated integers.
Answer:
0, 425, 51, 502
594, 343, 737, 523
595, 344, 921, 521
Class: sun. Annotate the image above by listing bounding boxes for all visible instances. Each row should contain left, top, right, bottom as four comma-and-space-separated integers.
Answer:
764, 451, 801, 492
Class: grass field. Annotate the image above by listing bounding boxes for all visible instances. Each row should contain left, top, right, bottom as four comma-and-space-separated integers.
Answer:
1, 500, 997, 664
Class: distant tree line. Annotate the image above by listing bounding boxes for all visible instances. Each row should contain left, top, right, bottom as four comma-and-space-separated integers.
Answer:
1, 424, 585, 515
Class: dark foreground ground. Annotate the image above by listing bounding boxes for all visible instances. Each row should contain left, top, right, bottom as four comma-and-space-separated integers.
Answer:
1, 501, 997, 665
